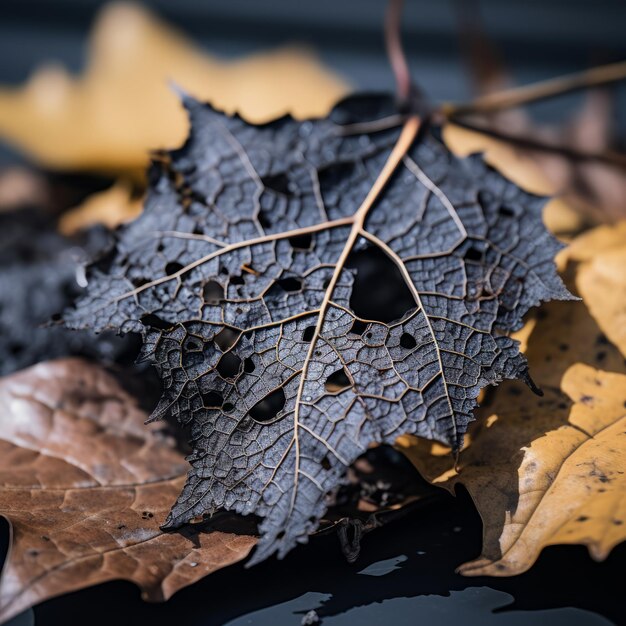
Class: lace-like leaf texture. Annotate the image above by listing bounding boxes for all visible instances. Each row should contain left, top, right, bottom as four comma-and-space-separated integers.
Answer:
65, 94, 573, 564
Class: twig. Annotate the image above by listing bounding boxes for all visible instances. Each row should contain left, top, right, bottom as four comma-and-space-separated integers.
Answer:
444, 59, 626, 117
385, 0, 412, 105
448, 118, 626, 169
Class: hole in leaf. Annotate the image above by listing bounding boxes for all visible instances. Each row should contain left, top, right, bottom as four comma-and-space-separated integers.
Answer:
346, 246, 415, 323
131, 276, 150, 288
244, 357, 256, 373
203, 281, 224, 305
219, 266, 229, 276
140, 313, 173, 331
8, 343, 24, 356
249, 387, 286, 423
276, 277, 302, 293
230, 274, 245, 286
184, 336, 203, 352
288, 233, 313, 250
201, 390, 223, 409
318, 161, 356, 193
261, 172, 293, 196
325, 367, 351, 393
217, 352, 242, 379
321, 455, 331, 471
349, 319, 369, 336
302, 326, 316, 342
258, 210, 271, 231
214, 327, 240, 351
400, 332, 417, 349
165, 262, 184, 276
498, 205, 515, 218
223, 402, 235, 413
193, 225, 203, 236
464, 247, 483, 262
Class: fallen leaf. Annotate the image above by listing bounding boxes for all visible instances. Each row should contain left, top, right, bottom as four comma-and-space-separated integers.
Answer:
567, 221, 626, 357
64, 92, 571, 564
399, 364, 626, 576
58, 180, 143, 235
398, 222, 626, 575
0, 359, 256, 623
0, 208, 136, 376
0, 2, 348, 173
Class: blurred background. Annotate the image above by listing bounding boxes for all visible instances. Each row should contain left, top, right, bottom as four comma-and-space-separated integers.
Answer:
2, 0, 626, 100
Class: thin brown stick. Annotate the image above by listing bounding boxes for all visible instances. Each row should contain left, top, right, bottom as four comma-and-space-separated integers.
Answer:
444, 59, 626, 117
448, 118, 626, 169
385, 0, 411, 104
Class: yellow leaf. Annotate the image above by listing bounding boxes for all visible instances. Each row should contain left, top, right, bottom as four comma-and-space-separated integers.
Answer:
398, 364, 626, 576
567, 221, 626, 357
0, 2, 349, 173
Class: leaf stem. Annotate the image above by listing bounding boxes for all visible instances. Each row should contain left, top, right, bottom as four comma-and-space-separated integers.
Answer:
385, 0, 412, 105
444, 59, 626, 117
448, 118, 626, 169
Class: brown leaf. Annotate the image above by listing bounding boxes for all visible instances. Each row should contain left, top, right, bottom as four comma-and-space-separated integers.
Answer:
397, 223, 626, 575
0, 359, 256, 623
0, 2, 349, 173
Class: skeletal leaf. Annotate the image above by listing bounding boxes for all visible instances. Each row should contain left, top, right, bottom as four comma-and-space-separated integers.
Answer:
65, 93, 572, 563
0, 359, 256, 623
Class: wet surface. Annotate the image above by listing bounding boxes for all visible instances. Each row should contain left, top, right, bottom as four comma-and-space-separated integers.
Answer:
2, 489, 623, 625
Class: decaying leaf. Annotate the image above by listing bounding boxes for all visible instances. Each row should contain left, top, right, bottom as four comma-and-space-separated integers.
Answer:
443, 124, 585, 237
64, 92, 572, 564
568, 221, 626, 357
0, 359, 256, 623
398, 221, 626, 575
0, 208, 135, 376
398, 364, 626, 576
0, 2, 348, 173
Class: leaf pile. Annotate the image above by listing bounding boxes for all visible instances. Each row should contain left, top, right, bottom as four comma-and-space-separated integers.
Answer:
64, 92, 572, 563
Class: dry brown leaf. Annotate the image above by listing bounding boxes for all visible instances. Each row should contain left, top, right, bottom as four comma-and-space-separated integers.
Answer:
0, 359, 256, 623
399, 363, 626, 576
58, 180, 143, 235
0, 2, 349, 173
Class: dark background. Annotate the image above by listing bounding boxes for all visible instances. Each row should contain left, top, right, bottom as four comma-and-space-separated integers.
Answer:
1, 1, 625, 624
